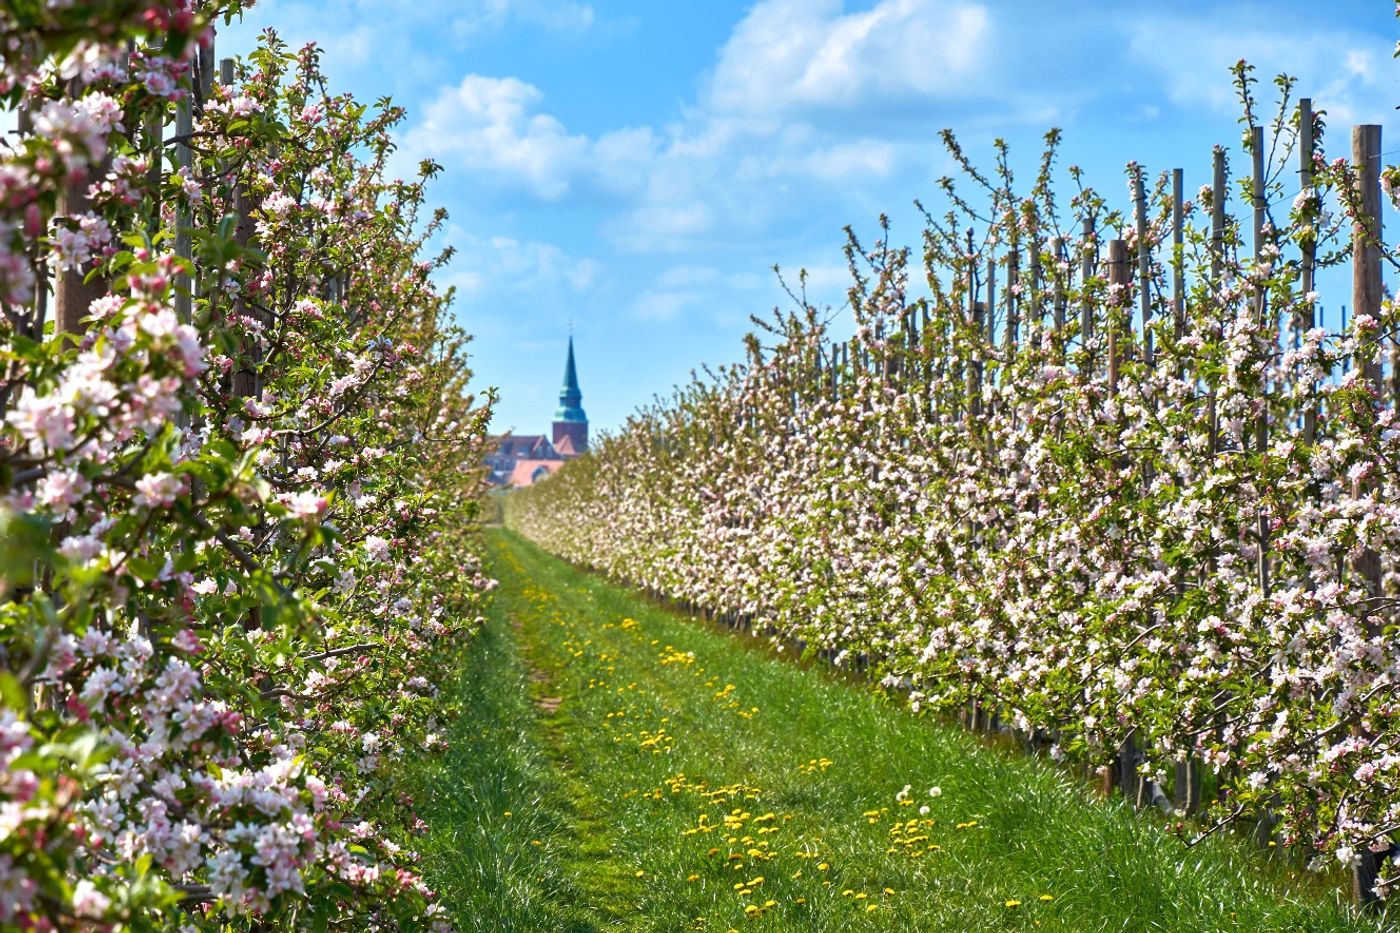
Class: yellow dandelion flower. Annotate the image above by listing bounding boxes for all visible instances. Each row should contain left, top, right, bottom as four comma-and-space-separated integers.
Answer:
1005, 899, 1021, 908
1039, 894, 1054, 902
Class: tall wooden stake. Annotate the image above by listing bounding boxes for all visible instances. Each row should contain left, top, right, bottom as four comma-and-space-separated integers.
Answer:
1080, 216, 1095, 355
1133, 167, 1153, 367
1108, 239, 1128, 393
1299, 100, 1319, 444
1052, 235, 1067, 343
1172, 168, 1185, 346
1251, 126, 1270, 600
1350, 122, 1384, 909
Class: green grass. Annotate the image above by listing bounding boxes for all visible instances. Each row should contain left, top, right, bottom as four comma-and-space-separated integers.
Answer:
407, 575, 594, 931
413, 528, 1380, 931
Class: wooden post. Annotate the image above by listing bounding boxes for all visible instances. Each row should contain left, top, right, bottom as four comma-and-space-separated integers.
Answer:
1174, 756, 1201, 815
830, 339, 839, 402
1350, 122, 1384, 909
986, 256, 997, 346
968, 301, 984, 421
1390, 338, 1400, 412
174, 89, 193, 324
1165, 171, 1181, 356
1206, 148, 1226, 466
53, 176, 104, 337
985, 257, 995, 408
1080, 216, 1095, 351
1251, 125, 1270, 600
1107, 239, 1129, 393
1211, 148, 1226, 281
1029, 232, 1041, 330
1052, 236, 1067, 340
225, 58, 259, 405
1006, 248, 1019, 352
1299, 99, 1318, 444
1133, 167, 1153, 367
53, 77, 109, 338
1171, 167, 1200, 803
199, 28, 216, 102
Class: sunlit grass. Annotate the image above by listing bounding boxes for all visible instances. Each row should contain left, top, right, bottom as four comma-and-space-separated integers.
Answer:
415, 528, 1378, 931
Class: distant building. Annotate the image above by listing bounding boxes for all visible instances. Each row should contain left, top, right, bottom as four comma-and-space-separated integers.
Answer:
552, 336, 588, 456
485, 338, 589, 487
506, 459, 565, 487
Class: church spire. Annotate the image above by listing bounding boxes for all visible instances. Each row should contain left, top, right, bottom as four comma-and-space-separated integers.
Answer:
561, 336, 580, 407
553, 336, 589, 454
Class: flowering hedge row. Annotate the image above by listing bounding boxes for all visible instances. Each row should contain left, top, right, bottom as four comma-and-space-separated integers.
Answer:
2, 2, 492, 928
510, 72, 1400, 898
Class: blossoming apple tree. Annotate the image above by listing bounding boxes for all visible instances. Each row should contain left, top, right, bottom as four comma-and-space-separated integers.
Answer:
510, 66, 1400, 904
1, 1, 493, 927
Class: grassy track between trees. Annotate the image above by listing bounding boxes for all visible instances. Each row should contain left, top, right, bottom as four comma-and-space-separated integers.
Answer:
413, 529, 1377, 931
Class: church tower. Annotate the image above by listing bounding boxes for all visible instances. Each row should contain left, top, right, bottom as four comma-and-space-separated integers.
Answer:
552, 336, 588, 456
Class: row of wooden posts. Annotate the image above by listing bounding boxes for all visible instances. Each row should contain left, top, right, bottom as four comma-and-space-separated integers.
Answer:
23, 31, 361, 396
807, 109, 1375, 416
703, 114, 1390, 905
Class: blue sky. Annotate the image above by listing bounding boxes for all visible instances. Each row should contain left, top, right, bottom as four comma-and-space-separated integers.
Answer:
223, 0, 1399, 437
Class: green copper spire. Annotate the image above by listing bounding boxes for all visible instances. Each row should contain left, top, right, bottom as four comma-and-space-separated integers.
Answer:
555, 336, 586, 423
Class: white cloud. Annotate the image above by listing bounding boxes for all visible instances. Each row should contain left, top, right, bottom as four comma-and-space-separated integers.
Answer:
657, 265, 720, 288
657, 265, 769, 291
445, 232, 599, 298
218, 0, 599, 105
631, 289, 701, 322
706, 0, 991, 116
404, 76, 590, 199
405, 0, 1006, 252
737, 138, 899, 183
589, 126, 662, 195
452, 0, 596, 40
1126, 16, 1396, 127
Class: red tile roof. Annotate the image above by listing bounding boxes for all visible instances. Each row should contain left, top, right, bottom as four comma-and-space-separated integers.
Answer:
508, 459, 564, 487
495, 434, 552, 459
553, 434, 579, 457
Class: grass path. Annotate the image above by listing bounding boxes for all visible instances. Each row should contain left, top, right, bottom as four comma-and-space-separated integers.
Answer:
412, 529, 1373, 931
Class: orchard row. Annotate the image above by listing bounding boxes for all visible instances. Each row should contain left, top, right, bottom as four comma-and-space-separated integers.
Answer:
2, 2, 490, 928
511, 67, 1400, 905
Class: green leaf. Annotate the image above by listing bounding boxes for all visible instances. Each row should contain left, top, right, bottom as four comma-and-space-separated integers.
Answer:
0, 672, 28, 712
